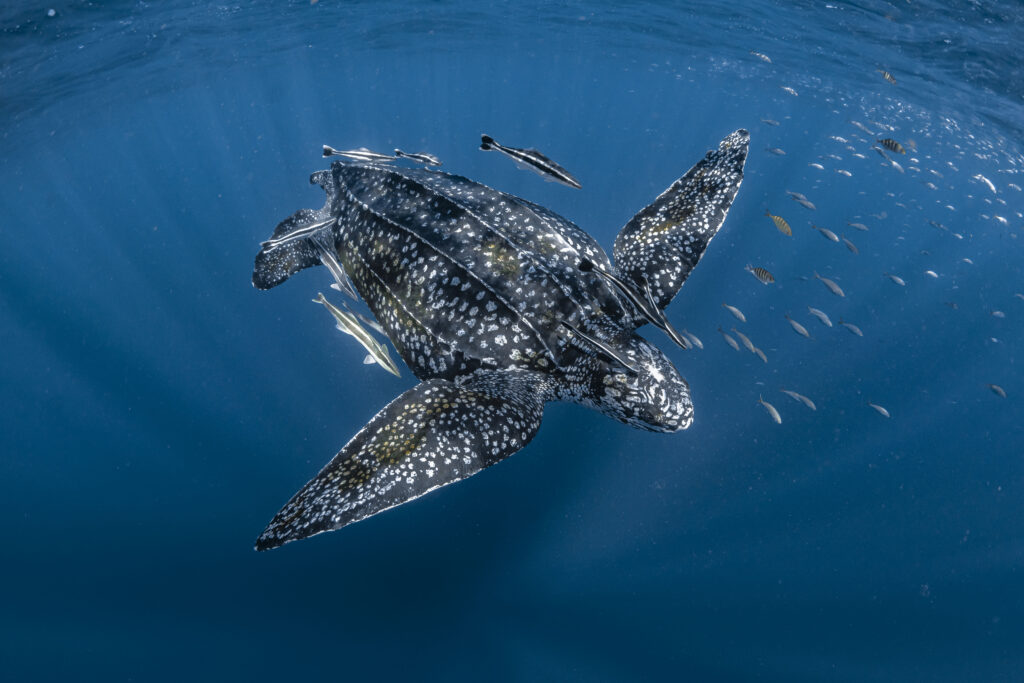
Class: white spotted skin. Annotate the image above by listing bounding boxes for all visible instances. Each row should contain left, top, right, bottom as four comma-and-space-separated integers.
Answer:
614, 129, 749, 310
252, 130, 748, 549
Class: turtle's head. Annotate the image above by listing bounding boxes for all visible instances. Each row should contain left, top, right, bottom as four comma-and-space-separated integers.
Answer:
588, 334, 693, 432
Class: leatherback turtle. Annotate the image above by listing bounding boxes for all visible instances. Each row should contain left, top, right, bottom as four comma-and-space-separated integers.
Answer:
252, 129, 749, 550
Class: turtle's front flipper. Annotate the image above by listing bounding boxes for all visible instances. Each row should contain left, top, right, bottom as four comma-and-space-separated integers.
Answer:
613, 129, 749, 311
255, 369, 550, 550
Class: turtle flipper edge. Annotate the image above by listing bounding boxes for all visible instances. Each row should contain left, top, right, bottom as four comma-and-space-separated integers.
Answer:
613, 129, 749, 311
255, 369, 550, 551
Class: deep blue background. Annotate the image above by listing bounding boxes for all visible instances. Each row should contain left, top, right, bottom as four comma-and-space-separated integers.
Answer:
2, 2, 1023, 680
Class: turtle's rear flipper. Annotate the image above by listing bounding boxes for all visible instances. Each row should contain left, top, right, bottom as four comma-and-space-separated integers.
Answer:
613, 129, 749, 311
255, 369, 549, 551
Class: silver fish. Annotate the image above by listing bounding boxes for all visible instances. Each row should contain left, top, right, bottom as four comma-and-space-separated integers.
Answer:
786, 190, 808, 201
780, 389, 816, 411
814, 271, 845, 297
761, 118, 780, 126
925, 270, 939, 279
723, 303, 747, 322
989, 384, 1007, 398
961, 258, 974, 265
796, 198, 817, 210
809, 163, 825, 170
973, 174, 997, 194
838, 319, 863, 337
850, 120, 876, 136
753, 347, 768, 363
836, 169, 852, 177
883, 272, 906, 286
322, 145, 398, 163
767, 147, 787, 156
718, 326, 740, 351
1014, 293, 1024, 300
992, 310, 1006, 319
781, 86, 798, 96
847, 222, 869, 231
314, 292, 401, 377
480, 134, 581, 189
751, 50, 772, 63
759, 396, 782, 423
842, 236, 859, 254
732, 326, 756, 354
682, 329, 704, 350
811, 224, 840, 242
784, 314, 811, 338
394, 149, 442, 166
868, 402, 890, 418
807, 306, 832, 327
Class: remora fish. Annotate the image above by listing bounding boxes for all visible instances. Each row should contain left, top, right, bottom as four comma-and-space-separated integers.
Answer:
394, 149, 442, 166
780, 388, 816, 410
814, 271, 845, 297
807, 306, 832, 327
313, 293, 401, 377
322, 145, 398, 162
260, 216, 337, 251
746, 264, 775, 285
480, 134, 582, 189
759, 396, 782, 424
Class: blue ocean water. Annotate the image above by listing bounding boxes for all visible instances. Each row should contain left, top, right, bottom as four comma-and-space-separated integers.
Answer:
2, 1, 1023, 680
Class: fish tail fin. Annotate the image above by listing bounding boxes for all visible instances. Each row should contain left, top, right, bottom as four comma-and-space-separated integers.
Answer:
480, 134, 495, 150
323, 145, 337, 157
393, 149, 403, 157
764, 209, 771, 217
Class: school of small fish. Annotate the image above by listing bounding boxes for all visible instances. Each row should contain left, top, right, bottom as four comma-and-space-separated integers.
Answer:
738, 64, 1020, 424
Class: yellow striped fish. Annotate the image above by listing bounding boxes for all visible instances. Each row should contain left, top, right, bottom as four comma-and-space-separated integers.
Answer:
877, 138, 906, 154
877, 69, 897, 84
765, 209, 792, 236
745, 264, 775, 285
